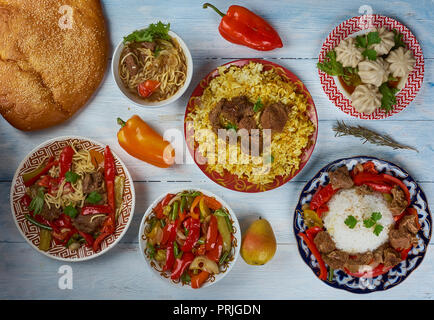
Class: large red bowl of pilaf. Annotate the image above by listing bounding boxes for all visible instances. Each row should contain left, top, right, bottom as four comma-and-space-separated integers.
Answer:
184, 59, 318, 193
294, 156, 431, 293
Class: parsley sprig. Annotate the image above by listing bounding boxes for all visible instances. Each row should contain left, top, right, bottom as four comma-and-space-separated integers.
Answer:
123, 21, 171, 44
355, 31, 381, 60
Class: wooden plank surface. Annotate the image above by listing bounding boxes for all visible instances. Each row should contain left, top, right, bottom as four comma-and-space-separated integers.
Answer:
0, 0, 433, 299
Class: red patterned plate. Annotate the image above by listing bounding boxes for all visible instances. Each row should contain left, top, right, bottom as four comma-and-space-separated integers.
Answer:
10, 136, 135, 261
184, 59, 318, 193
318, 15, 424, 119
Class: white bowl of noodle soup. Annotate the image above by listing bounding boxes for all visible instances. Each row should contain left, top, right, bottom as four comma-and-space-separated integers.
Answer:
112, 30, 193, 108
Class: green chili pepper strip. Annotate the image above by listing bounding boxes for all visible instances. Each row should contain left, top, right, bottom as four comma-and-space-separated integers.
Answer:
180, 196, 186, 213
25, 214, 52, 231
171, 201, 179, 221
219, 251, 230, 265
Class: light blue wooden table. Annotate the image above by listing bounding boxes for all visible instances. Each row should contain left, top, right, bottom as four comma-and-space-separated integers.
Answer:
1, 0, 433, 300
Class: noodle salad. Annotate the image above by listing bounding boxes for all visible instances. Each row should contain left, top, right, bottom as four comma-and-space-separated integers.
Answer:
20, 144, 125, 252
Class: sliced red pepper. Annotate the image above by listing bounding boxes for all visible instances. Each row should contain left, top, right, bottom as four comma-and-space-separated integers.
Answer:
104, 146, 116, 212
298, 232, 327, 280
364, 182, 393, 193
345, 264, 392, 278
206, 234, 223, 262
81, 205, 113, 216
181, 217, 200, 252
23, 156, 56, 187
163, 241, 176, 272
170, 252, 195, 280
92, 216, 115, 252
191, 271, 210, 289
400, 247, 412, 260
21, 194, 32, 208
310, 184, 338, 210
78, 231, 94, 247
154, 194, 175, 219
381, 174, 411, 205
205, 215, 219, 251
58, 146, 74, 183
160, 222, 177, 246
305, 226, 323, 242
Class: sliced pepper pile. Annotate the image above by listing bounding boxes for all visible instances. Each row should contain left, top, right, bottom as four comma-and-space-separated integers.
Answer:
145, 190, 235, 289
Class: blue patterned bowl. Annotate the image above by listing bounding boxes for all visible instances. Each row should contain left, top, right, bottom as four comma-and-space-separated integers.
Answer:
294, 156, 432, 293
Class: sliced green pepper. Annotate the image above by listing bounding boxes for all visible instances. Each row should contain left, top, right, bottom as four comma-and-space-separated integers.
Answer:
38, 229, 52, 251
214, 210, 232, 252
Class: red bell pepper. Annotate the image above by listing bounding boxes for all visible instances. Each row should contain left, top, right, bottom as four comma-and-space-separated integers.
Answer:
181, 217, 201, 252
163, 241, 176, 271
137, 80, 161, 98
23, 156, 56, 187
191, 271, 210, 289
203, 3, 283, 51
154, 194, 175, 219
206, 234, 223, 262
104, 146, 116, 211
21, 194, 32, 208
170, 252, 195, 280
205, 215, 219, 251
310, 184, 338, 210
305, 226, 323, 242
92, 216, 115, 252
364, 182, 393, 193
58, 146, 74, 183
298, 231, 328, 280
78, 231, 94, 247
81, 205, 113, 216
160, 222, 177, 246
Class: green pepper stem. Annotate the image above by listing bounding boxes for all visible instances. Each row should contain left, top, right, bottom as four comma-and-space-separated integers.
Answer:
203, 3, 225, 18
117, 117, 126, 127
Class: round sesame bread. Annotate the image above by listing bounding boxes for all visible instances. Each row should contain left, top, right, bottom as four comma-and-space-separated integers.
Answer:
0, 0, 108, 131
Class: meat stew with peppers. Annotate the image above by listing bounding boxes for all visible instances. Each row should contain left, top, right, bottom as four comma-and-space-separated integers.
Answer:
143, 190, 237, 289
21, 144, 125, 253
299, 160, 420, 280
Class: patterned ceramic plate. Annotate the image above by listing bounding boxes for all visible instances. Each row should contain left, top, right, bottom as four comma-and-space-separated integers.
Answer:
184, 59, 318, 193
318, 15, 424, 119
294, 156, 431, 293
10, 136, 135, 261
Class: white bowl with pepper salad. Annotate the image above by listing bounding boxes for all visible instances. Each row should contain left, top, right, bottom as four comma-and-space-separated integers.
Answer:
138, 188, 241, 289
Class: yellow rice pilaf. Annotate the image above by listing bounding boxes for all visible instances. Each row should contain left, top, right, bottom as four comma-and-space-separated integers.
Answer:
187, 62, 315, 185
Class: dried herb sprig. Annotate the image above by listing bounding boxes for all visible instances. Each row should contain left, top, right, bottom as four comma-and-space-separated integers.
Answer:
333, 121, 418, 152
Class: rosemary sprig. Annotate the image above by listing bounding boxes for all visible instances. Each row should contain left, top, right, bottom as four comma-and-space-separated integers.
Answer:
333, 121, 418, 152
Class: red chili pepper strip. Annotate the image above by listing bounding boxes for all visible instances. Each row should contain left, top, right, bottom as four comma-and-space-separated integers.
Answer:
191, 271, 210, 289
298, 232, 327, 280
163, 241, 176, 272
364, 182, 393, 193
205, 215, 219, 251
23, 156, 56, 187
203, 3, 283, 51
154, 194, 175, 219
78, 231, 94, 247
104, 146, 116, 212
58, 146, 74, 182
310, 184, 338, 210
170, 252, 195, 280
305, 226, 323, 242
181, 218, 201, 252
206, 234, 223, 262
92, 216, 116, 252
81, 205, 113, 216
160, 222, 177, 246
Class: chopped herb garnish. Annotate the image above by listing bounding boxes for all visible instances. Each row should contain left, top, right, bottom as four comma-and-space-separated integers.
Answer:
65, 171, 79, 183
29, 187, 45, 215
123, 21, 171, 44
373, 224, 384, 236
356, 31, 381, 49
253, 97, 264, 112
225, 123, 238, 131
363, 218, 376, 228
392, 29, 406, 50
86, 191, 102, 204
379, 83, 399, 112
317, 50, 344, 76
181, 272, 191, 284
362, 48, 377, 61
64, 205, 78, 218
344, 215, 358, 229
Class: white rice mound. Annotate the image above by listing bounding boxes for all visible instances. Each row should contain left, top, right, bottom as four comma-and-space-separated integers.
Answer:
323, 188, 394, 254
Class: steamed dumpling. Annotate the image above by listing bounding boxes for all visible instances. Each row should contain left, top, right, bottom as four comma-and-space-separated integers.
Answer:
350, 84, 382, 114
386, 47, 416, 78
358, 58, 389, 87
335, 37, 363, 68
370, 27, 395, 56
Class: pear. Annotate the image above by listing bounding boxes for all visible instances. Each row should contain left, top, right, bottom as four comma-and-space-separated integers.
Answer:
240, 218, 277, 265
